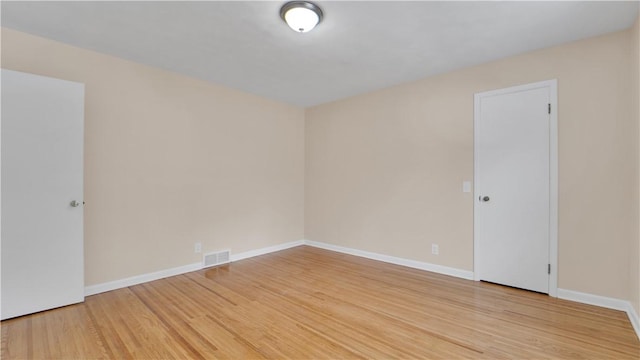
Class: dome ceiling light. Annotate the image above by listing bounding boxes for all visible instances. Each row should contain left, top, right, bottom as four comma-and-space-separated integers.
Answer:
280, 1, 323, 33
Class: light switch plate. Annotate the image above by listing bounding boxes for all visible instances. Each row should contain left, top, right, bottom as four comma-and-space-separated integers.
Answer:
463, 181, 471, 193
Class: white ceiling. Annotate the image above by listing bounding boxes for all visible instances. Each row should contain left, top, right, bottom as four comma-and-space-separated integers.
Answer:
2, 1, 638, 107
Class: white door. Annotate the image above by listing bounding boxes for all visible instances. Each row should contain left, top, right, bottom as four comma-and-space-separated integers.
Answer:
1, 69, 85, 320
474, 80, 557, 295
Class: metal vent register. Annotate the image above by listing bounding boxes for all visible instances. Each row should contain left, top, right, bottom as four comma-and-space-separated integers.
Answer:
203, 250, 231, 268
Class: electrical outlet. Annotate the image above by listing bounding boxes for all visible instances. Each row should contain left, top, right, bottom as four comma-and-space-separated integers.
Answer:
431, 244, 439, 255
194, 242, 202, 254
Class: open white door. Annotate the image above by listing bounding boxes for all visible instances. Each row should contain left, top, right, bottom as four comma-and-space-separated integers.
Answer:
474, 80, 557, 295
1, 69, 85, 319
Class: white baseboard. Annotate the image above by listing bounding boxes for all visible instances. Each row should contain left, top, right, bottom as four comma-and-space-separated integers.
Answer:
304, 240, 475, 280
84, 239, 473, 297
231, 240, 305, 262
628, 303, 640, 341
85, 239, 305, 296
557, 288, 629, 311
82, 239, 640, 342
84, 262, 202, 296
558, 288, 640, 341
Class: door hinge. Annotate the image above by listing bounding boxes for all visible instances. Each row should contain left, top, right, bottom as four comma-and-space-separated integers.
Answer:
548, 264, 551, 274
548, 103, 551, 114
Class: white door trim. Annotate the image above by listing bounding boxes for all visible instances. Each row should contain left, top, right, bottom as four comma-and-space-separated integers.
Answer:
473, 79, 558, 297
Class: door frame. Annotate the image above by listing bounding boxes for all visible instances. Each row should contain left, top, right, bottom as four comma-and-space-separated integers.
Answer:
473, 79, 558, 297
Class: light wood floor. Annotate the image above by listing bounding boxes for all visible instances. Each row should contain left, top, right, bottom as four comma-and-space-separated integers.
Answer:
2, 246, 639, 359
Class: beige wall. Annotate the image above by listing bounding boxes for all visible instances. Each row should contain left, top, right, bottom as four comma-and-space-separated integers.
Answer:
2, 22, 639, 304
1, 28, 305, 286
306, 29, 636, 300
633, 14, 640, 315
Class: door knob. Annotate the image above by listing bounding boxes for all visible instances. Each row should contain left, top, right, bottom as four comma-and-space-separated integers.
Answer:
70, 200, 82, 207
480, 196, 490, 202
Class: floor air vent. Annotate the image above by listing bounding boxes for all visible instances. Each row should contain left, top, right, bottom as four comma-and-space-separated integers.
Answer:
203, 250, 231, 268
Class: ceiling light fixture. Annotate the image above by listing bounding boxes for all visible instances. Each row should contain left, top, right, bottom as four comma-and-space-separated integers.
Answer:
280, 1, 323, 33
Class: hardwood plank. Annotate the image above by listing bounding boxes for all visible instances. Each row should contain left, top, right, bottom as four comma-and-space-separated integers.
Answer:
2, 245, 639, 359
